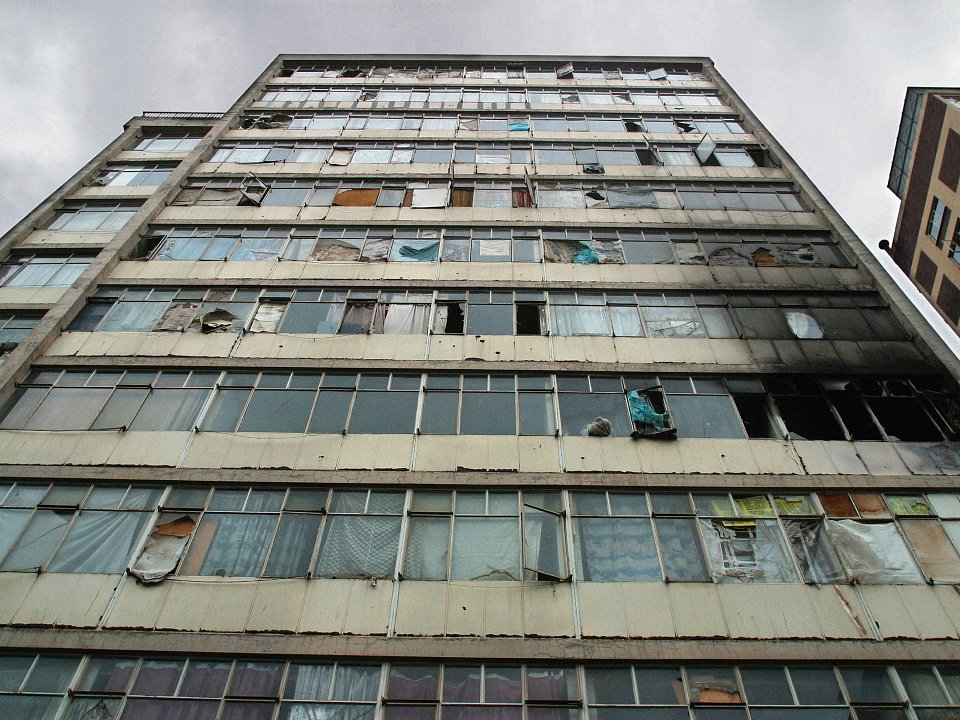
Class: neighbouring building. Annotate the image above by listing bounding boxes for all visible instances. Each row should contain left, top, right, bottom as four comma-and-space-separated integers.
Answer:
888, 86, 960, 333
2, 55, 960, 720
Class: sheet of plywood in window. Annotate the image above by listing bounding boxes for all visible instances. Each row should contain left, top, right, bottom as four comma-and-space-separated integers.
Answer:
107, 431, 191, 467
802, 585, 870, 639
395, 582, 448, 636
551, 337, 589, 362
45, 332, 89, 356
13, 573, 120, 628
716, 584, 779, 638
0, 573, 38, 624
517, 437, 561, 473
513, 336, 550, 362
522, 583, 574, 637
338, 434, 413, 470
714, 439, 761, 474
894, 443, 945, 475
852, 442, 911, 476
245, 580, 307, 632
573, 583, 626, 637
858, 585, 920, 639
612, 338, 655, 365
104, 579, 169, 629
255, 434, 304, 470
561, 437, 605, 473
894, 585, 957, 639
621, 583, 675, 638
747, 440, 803, 475
667, 584, 727, 637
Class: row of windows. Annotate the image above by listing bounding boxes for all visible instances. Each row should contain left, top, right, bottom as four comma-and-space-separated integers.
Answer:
141, 226, 846, 268
0, 313, 39, 350
3, 482, 960, 586
208, 140, 759, 167
71, 286, 903, 343
241, 111, 747, 135
1, 371, 952, 443
131, 133, 203, 152
171, 178, 806, 213
45, 202, 140, 232
0, 254, 93, 288
277, 63, 707, 81
260, 87, 725, 108
926, 197, 960, 268
93, 163, 175, 187
9, 653, 957, 720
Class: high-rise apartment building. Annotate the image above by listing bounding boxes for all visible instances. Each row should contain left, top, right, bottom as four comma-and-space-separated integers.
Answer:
2, 54, 960, 720
887, 86, 960, 333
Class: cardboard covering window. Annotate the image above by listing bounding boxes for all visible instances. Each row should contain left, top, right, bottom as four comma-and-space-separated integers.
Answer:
131, 515, 196, 583
899, 519, 960, 583
154, 303, 199, 332
311, 240, 362, 262
332, 189, 379, 207
410, 187, 448, 208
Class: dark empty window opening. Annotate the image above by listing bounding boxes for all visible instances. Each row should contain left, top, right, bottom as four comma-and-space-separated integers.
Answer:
435, 303, 464, 334
516, 303, 544, 335
732, 395, 778, 438
828, 392, 884, 441
867, 396, 945, 441
773, 396, 845, 441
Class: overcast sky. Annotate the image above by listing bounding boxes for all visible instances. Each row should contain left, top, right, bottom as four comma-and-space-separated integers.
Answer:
2, 0, 959, 350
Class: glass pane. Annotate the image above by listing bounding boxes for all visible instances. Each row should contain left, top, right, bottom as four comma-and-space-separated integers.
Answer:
230, 661, 284, 697
181, 514, 277, 577
264, 514, 322, 576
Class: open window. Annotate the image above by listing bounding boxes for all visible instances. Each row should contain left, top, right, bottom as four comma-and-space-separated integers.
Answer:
516, 299, 545, 335
522, 493, 569, 581
627, 387, 676, 440
556, 62, 574, 79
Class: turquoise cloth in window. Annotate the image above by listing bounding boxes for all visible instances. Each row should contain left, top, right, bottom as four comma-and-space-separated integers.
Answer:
508, 121, 530, 131
627, 390, 668, 430
572, 244, 599, 264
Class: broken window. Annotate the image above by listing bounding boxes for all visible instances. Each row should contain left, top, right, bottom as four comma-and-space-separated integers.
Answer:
557, 375, 632, 437
825, 520, 925, 583
700, 518, 797, 583
784, 519, 846, 583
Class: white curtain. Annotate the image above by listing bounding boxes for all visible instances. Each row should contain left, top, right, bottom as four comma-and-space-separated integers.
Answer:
381, 304, 430, 334
48, 510, 151, 573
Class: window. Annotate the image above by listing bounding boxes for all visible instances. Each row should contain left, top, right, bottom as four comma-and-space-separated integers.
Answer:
132, 132, 203, 152
0, 254, 94, 288
0, 314, 39, 351
46, 203, 139, 232
93, 164, 174, 187
928, 197, 951, 246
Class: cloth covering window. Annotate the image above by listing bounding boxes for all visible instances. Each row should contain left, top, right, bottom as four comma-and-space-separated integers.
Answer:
575, 517, 660, 581
48, 510, 152, 573
550, 305, 609, 336
180, 514, 277, 577
314, 516, 402, 577
451, 517, 520, 581
380, 304, 430, 334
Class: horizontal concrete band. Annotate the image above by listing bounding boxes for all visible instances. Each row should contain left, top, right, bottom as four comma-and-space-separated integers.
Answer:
29, 355, 936, 376
1, 464, 958, 489
0, 628, 957, 662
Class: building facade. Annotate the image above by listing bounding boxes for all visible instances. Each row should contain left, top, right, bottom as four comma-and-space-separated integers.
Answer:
888, 86, 960, 333
1, 55, 960, 719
